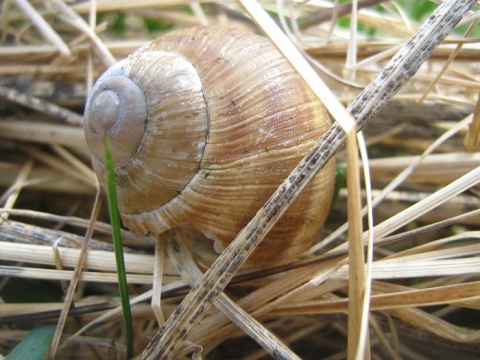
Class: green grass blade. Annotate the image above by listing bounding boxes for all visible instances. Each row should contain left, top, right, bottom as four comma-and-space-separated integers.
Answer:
6, 325, 56, 360
103, 135, 134, 359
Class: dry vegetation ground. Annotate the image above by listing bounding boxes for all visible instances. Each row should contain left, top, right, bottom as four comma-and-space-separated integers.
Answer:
1, 0, 480, 359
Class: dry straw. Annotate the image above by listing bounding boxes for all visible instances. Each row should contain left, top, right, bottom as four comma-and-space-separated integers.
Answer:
1, 0, 480, 359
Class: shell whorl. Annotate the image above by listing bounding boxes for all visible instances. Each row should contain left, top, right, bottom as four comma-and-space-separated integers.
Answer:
84, 49, 209, 211
84, 26, 336, 267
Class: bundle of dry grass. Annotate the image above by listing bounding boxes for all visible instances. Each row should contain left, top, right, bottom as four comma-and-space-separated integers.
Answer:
1, 1, 480, 359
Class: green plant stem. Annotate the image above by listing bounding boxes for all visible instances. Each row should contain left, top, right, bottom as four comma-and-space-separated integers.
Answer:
104, 135, 133, 359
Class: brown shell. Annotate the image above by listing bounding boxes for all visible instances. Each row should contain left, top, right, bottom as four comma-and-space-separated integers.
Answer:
84, 26, 336, 267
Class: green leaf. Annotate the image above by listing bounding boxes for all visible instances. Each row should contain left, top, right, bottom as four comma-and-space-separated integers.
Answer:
111, 12, 128, 37
6, 325, 56, 360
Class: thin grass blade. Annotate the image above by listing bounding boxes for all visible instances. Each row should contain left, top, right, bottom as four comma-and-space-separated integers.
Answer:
103, 134, 133, 359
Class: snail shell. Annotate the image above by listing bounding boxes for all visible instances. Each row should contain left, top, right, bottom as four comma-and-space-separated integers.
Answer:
84, 26, 336, 267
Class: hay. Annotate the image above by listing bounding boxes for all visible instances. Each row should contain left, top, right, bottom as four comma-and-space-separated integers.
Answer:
1, 1, 480, 359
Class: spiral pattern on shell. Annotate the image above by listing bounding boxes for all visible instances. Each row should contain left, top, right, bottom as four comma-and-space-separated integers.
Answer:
84, 26, 336, 267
